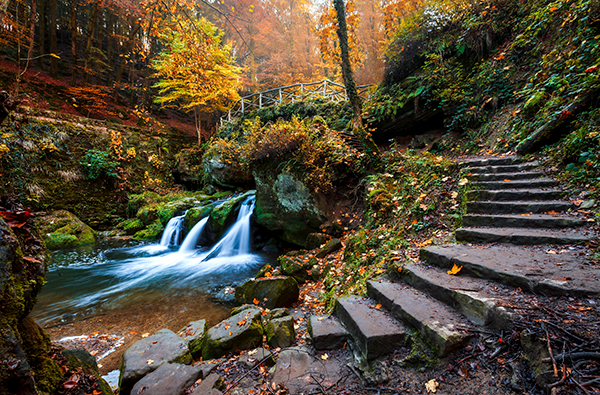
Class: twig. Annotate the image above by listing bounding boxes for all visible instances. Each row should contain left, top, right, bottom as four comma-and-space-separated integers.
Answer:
311, 374, 327, 394
539, 319, 585, 344
572, 376, 591, 395
542, 352, 600, 364
581, 377, 600, 387
543, 324, 559, 378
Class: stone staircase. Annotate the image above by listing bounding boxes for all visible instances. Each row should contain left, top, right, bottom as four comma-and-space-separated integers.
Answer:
309, 156, 599, 365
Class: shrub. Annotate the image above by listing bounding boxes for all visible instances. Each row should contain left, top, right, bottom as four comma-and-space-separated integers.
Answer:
80, 150, 119, 180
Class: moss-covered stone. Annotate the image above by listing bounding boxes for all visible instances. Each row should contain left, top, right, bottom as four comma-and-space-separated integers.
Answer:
35, 210, 97, 250
62, 349, 112, 395
184, 204, 213, 230
235, 276, 299, 309
133, 219, 164, 241
201, 309, 264, 360
206, 190, 255, 241
265, 316, 295, 348
117, 218, 145, 235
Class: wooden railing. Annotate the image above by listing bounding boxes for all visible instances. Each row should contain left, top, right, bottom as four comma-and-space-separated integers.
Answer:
221, 79, 373, 125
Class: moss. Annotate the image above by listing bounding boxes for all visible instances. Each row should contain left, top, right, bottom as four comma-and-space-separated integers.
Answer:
184, 205, 213, 229
35, 210, 96, 250
133, 220, 164, 241
118, 218, 145, 235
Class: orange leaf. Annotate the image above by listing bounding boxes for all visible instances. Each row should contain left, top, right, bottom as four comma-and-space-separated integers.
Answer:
93, 390, 102, 395
253, 298, 260, 305
130, 331, 137, 335
447, 264, 463, 275
225, 324, 230, 329
23, 256, 41, 264
374, 303, 382, 309
237, 320, 247, 326
503, 179, 511, 182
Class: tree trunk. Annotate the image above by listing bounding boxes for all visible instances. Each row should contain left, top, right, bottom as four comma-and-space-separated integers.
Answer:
105, 10, 114, 85
113, 20, 141, 102
83, 0, 99, 84
37, 0, 46, 69
70, 0, 78, 85
195, 107, 203, 145
26, 0, 37, 66
0, 0, 9, 26
49, 0, 58, 77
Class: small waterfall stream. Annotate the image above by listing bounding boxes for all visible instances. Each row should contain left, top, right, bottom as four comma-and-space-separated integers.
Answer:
32, 193, 274, 327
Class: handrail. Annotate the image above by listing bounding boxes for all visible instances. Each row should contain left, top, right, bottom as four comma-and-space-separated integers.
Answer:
220, 79, 372, 125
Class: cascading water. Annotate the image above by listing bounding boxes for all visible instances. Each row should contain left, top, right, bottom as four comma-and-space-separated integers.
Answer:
32, 193, 272, 327
159, 214, 185, 247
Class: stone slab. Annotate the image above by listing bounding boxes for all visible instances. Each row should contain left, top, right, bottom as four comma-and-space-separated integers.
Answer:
457, 156, 522, 167
335, 296, 407, 360
190, 373, 224, 394
119, 329, 192, 395
398, 264, 512, 330
130, 363, 203, 395
420, 244, 600, 296
238, 348, 275, 368
178, 319, 206, 357
467, 171, 545, 182
307, 315, 349, 350
456, 227, 595, 245
367, 280, 471, 356
201, 308, 263, 360
463, 213, 585, 229
466, 200, 573, 214
467, 188, 565, 202
471, 179, 558, 190
464, 162, 539, 174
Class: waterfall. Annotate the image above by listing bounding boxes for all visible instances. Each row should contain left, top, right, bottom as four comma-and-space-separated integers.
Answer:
179, 217, 209, 253
202, 196, 255, 260
159, 214, 185, 247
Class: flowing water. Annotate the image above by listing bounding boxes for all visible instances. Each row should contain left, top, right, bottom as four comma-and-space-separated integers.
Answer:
32, 195, 274, 327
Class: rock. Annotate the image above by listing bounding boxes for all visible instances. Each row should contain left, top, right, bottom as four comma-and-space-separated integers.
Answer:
520, 330, 554, 387
305, 232, 331, 249
178, 320, 206, 358
117, 218, 145, 235
202, 146, 253, 189
130, 363, 203, 395
279, 256, 310, 284
34, 210, 96, 249
254, 169, 327, 247
174, 147, 204, 188
191, 373, 225, 394
206, 191, 255, 242
255, 264, 274, 279
272, 347, 345, 394
230, 305, 260, 317
192, 361, 219, 378
269, 308, 290, 319
238, 348, 275, 368
201, 309, 264, 360
62, 349, 112, 395
184, 205, 213, 229
409, 134, 435, 149
133, 219, 164, 241
307, 315, 349, 350
119, 329, 192, 395
266, 316, 295, 348
235, 277, 299, 309
315, 238, 342, 258
580, 199, 595, 209
0, 205, 63, 395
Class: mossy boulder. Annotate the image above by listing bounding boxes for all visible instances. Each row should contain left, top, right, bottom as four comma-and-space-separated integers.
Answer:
177, 319, 207, 358
235, 276, 300, 309
0, 203, 62, 394
253, 169, 327, 247
133, 219, 164, 241
184, 204, 213, 230
279, 256, 310, 284
201, 308, 264, 360
61, 349, 112, 395
203, 149, 253, 189
35, 210, 96, 250
117, 218, 145, 235
266, 316, 295, 348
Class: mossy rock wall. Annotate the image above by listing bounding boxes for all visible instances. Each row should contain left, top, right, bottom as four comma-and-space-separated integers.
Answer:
0, 208, 62, 394
34, 210, 97, 250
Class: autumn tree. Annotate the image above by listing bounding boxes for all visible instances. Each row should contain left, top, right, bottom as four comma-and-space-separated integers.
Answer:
153, 17, 241, 144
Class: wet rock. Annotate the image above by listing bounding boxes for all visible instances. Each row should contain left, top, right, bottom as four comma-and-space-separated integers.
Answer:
130, 363, 203, 395
178, 320, 207, 358
266, 316, 295, 348
520, 330, 554, 387
307, 315, 349, 350
203, 146, 254, 189
254, 169, 327, 247
315, 238, 342, 258
269, 308, 290, 319
184, 205, 213, 229
580, 199, 595, 209
280, 256, 310, 284
238, 348, 275, 368
201, 309, 264, 360
192, 360, 219, 378
305, 232, 331, 250
62, 349, 112, 395
235, 276, 299, 309
206, 191, 255, 242
255, 264, 274, 279
230, 304, 260, 317
119, 329, 192, 395
34, 210, 96, 249
190, 373, 225, 394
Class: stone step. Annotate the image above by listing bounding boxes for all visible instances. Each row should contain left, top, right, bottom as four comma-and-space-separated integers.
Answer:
307, 315, 349, 350
458, 156, 523, 167
471, 179, 558, 190
467, 200, 573, 215
335, 296, 407, 361
420, 244, 600, 296
464, 162, 539, 174
397, 264, 512, 331
463, 213, 585, 229
467, 189, 565, 202
367, 280, 471, 356
456, 227, 595, 245
466, 171, 545, 182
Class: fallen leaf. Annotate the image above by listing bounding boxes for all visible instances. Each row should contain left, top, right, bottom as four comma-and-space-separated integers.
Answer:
93, 390, 102, 395
130, 331, 137, 335
146, 359, 154, 365
521, 213, 532, 217
0, 210, 32, 228
447, 264, 463, 275
546, 250, 557, 254
375, 303, 382, 309
237, 320, 247, 326
141, 333, 150, 338
225, 324, 230, 329
321, 353, 329, 360
22, 256, 41, 264
425, 378, 439, 393
63, 380, 78, 389
458, 178, 469, 186
253, 298, 260, 305
503, 179, 511, 182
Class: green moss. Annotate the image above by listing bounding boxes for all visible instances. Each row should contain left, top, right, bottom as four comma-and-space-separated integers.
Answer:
118, 218, 145, 235
184, 205, 213, 229
35, 210, 97, 250
133, 220, 164, 241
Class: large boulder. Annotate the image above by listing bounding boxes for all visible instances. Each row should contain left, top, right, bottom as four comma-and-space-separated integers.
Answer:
0, 200, 63, 394
253, 169, 327, 247
131, 363, 204, 395
178, 319, 206, 358
205, 191, 255, 242
119, 329, 192, 395
201, 308, 264, 360
202, 149, 253, 189
34, 210, 96, 249
266, 316, 295, 348
235, 276, 299, 309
